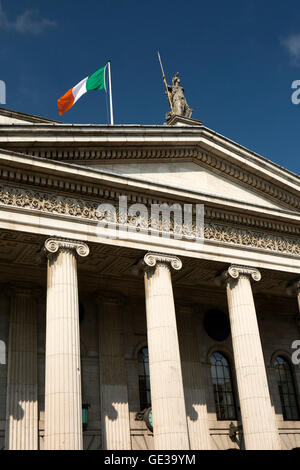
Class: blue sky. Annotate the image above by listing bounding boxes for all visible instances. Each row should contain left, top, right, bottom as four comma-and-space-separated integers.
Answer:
0, 0, 300, 174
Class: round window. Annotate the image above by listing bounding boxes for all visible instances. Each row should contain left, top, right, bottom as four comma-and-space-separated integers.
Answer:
204, 309, 230, 341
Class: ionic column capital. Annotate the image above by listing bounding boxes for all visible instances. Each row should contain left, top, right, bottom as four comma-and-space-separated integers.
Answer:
44, 238, 90, 258
215, 265, 261, 287
143, 252, 183, 272
226, 265, 261, 282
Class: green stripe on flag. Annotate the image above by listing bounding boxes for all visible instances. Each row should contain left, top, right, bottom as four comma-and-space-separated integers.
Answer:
86, 66, 106, 91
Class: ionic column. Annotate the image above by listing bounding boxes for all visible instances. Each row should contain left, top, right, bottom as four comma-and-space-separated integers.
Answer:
5, 284, 39, 450
225, 265, 280, 450
44, 238, 89, 451
143, 252, 190, 450
98, 294, 131, 450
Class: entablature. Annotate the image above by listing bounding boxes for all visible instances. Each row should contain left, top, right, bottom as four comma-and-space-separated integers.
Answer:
0, 149, 298, 274
0, 124, 299, 212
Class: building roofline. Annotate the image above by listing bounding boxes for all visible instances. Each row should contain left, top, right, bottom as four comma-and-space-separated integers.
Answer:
0, 107, 298, 182
0, 107, 61, 124
0, 122, 299, 183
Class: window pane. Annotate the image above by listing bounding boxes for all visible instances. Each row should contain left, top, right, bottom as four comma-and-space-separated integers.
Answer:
210, 352, 237, 420
274, 356, 299, 421
138, 361, 145, 375
138, 347, 151, 410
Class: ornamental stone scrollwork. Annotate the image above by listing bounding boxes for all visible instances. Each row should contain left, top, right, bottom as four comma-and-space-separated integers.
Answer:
227, 265, 261, 282
143, 252, 183, 272
1, 183, 300, 256
203, 225, 300, 255
44, 238, 90, 258
2, 179, 299, 238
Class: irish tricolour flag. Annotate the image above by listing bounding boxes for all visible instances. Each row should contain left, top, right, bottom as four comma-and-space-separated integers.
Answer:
57, 65, 107, 116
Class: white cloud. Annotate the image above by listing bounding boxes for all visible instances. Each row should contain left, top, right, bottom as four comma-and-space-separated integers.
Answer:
281, 33, 300, 65
0, 1, 56, 35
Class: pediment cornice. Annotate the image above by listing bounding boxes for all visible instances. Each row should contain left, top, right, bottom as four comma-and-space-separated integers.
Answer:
0, 148, 299, 240
0, 107, 60, 124
2, 142, 300, 212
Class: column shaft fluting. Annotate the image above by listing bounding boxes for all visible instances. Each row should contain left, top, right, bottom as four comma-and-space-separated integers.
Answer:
5, 287, 38, 450
98, 295, 131, 450
143, 253, 190, 450
44, 238, 89, 450
226, 265, 280, 450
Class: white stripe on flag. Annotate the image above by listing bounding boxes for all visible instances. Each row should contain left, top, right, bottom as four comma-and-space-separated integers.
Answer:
73, 76, 88, 104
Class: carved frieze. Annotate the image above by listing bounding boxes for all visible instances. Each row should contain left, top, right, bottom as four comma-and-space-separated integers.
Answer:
0, 183, 299, 256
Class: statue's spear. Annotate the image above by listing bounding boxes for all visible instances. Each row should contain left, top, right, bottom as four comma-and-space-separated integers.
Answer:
157, 51, 173, 112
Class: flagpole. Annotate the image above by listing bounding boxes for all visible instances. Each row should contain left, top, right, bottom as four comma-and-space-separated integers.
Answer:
107, 61, 114, 125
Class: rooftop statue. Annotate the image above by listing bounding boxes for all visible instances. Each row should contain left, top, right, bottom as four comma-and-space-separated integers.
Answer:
167, 72, 193, 119
158, 52, 193, 120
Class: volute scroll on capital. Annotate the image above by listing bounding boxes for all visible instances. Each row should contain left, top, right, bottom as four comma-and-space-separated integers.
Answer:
227, 265, 261, 282
44, 238, 90, 258
143, 252, 183, 272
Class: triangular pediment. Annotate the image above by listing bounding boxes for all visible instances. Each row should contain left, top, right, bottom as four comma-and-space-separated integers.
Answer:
86, 160, 293, 211
0, 110, 299, 212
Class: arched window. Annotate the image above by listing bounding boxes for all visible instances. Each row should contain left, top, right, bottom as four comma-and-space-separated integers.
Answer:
210, 352, 237, 420
138, 347, 151, 411
274, 356, 299, 421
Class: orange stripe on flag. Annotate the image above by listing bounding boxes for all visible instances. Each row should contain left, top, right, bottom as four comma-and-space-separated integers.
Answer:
57, 88, 75, 116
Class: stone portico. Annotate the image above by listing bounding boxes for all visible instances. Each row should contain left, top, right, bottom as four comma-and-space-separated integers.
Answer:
0, 109, 299, 450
